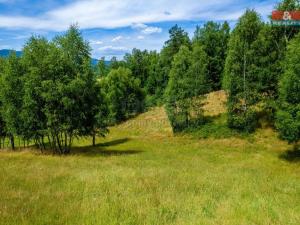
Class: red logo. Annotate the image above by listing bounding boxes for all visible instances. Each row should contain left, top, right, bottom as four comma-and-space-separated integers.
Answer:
272, 11, 300, 21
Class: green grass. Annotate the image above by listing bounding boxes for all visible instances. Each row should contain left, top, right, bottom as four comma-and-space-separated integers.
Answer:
0, 106, 299, 225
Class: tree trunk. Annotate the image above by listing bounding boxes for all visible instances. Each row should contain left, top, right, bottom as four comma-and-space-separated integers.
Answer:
92, 133, 96, 147
10, 135, 15, 150
56, 134, 62, 154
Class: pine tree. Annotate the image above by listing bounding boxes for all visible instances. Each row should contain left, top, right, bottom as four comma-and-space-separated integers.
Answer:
165, 44, 210, 132
193, 21, 230, 90
275, 32, 300, 147
153, 25, 191, 103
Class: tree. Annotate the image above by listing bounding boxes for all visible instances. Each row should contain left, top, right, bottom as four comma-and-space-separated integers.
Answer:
101, 67, 145, 124
0, 52, 24, 149
21, 26, 107, 154
54, 24, 91, 73
21, 37, 53, 140
124, 49, 149, 87
144, 51, 160, 105
48, 25, 104, 153
109, 56, 127, 70
277, 0, 300, 10
151, 25, 191, 103
165, 44, 210, 132
275, 32, 300, 147
193, 21, 230, 90
96, 57, 109, 77
223, 10, 263, 132
0, 58, 7, 148
75, 59, 109, 147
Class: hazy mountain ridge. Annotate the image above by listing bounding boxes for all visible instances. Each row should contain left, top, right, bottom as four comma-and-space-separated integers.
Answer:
0, 49, 109, 66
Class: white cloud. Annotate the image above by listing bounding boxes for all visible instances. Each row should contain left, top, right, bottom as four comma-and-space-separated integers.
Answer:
98, 45, 129, 52
90, 40, 103, 45
141, 26, 162, 34
97, 45, 130, 57
0, 0, 275, 31
111, 35, 123, 42
137, 35, 145, 40
132, 23, 162, 35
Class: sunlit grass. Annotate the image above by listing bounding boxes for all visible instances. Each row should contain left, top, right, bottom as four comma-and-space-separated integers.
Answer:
0, 92, 299, 225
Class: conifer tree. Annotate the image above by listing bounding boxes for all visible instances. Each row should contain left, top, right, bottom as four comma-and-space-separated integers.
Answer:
165, 44, 210, 132
153, 25, 191, 103
276, 32, 300, 147
193, 21, 230, 90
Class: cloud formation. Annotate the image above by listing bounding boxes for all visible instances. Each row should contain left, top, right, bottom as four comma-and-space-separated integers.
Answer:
111, 35, 123, 42
0, 0, 275, 31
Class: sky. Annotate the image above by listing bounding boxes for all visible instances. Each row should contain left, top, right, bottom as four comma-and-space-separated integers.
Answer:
0, 0, 279, 59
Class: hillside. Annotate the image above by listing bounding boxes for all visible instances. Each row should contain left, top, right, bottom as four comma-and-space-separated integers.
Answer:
0, 91, 299, 225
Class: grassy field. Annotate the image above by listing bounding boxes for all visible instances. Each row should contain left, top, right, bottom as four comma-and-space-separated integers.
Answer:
0, 91, 299, 225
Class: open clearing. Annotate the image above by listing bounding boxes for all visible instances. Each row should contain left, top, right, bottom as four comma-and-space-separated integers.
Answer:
0, 92, 299, 225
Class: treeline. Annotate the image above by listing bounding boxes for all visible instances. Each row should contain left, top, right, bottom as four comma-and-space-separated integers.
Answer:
0, 0, 299, 153
0, 27, 110, 153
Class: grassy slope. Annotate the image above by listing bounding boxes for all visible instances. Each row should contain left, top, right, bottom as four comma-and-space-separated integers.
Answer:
0, 91, 299, 225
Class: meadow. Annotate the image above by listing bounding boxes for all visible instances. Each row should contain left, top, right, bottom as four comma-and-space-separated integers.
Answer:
0, 91, 299, 225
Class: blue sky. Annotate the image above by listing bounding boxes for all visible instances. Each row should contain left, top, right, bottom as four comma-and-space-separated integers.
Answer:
0, 0, 278, 59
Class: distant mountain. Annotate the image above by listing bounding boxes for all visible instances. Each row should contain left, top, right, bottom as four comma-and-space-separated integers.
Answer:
0, 49, 109, 66
0, 49, 22, 57
91, 58, 111, 66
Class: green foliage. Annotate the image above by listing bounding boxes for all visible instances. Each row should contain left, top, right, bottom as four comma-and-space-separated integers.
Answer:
54, 24, 91, 72
0, 58, 7, 140
224, 10, 263, 132
276, 0, 300, 10
185, 114, 239, 139
165, 44, 210, 132
193, 21, 230, 90
124, 48, 149, 87
151, 25, 191, 103
96, 57, 109, 77
109, 56, 127, 70
276, 32, 300, 143
0, 27, 110, 152
144, 51, 160, 105
102, 67, 145, 124
0, 53, 24, 140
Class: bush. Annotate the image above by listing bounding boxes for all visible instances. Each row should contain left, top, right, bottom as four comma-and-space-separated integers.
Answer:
102, 67, 145, 124
227, 108, 257, 133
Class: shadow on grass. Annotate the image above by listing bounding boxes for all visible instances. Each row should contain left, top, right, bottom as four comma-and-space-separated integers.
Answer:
71, 147, 143, 157
279, 147, 300, 163
95, 138, 131, 147
70, 137, 142, 157
27, 138, 141, 157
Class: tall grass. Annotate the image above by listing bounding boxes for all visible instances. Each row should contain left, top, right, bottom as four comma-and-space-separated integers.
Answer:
0, 93, 299, 225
